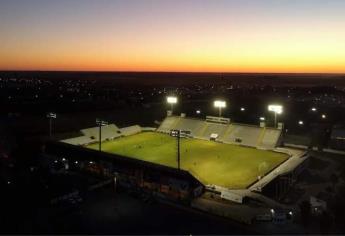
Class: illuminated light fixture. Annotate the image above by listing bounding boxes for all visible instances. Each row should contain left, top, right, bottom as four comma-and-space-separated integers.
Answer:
62, 158, 66, 161
240, 107, 245, 111
167, 96, 178, 115
96, 118, 108, 151
260, 117, 265, 121
311, 107, 317, 112
298, 120, 304, 125
167, 96, 177, 104
322, 114, 326, 119
47, 112, 57, 138
268, 104, 283, 128
214, 100, 226, 117
196, 110, 201, 114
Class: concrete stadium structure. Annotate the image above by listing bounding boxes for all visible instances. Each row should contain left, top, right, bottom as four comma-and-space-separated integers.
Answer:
48, 114, 308, 224
157, 116, 282, 150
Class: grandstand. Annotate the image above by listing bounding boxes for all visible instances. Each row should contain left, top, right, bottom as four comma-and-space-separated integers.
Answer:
61, 135, 94, 146
259, 128, 282, 149
62, 123, 122, 146
81, 124, 121, 141
157, 116, 281, 149
120, 125, 142, 136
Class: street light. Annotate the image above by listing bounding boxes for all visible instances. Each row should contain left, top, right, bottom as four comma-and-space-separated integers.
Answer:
298, 120, 304, 125
240, 107, 245, 111
96, 118, 108, 151
321, 114, 326, 119
167, 96, 177, 115
311, 107, 317, 112
214, 100, 226, 117
268, 105, 283, 128
260, 117, 265, 121
46, 112, 57, 137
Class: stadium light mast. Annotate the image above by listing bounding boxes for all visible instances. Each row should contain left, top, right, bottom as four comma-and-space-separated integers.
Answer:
46, 112, 57, 137
167, 96, 178, 115
214, 100, 226, 117
268, 105, 283, 128
96, 118, 108, 151
170, 129, 190, 170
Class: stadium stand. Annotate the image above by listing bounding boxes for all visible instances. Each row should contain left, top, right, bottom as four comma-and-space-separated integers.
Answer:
173, 118, 205, 136
81, 124, 121, 141
259, 128, 282, 149
120, 125, 142, 136
61, 136, 94, 146
157, 116, 180, 133
221, 124, 262, 147
157, 117, 282, 149
196, 122, 228, 140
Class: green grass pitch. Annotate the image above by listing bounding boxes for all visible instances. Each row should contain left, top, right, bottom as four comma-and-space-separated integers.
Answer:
87, 132, 288, 189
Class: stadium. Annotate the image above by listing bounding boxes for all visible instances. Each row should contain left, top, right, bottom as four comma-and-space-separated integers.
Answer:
46, 105, 308, 206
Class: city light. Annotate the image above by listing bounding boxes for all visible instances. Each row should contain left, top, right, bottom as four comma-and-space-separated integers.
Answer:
322, 114, 326, 119
240, 107, 245, 111
311, 107, 317, 112
298, 120, 304, 125
196, 110, 201, 114
260, 117, 265, 121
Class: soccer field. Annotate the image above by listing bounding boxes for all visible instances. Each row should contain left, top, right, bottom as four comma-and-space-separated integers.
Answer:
87, 132, 288, 189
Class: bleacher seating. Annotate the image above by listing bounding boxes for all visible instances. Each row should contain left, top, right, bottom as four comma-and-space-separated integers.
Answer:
157, 117, 282, 149
173, 118, 205, 136
120, 125, 142, 136
259, 128, 282, 149
196, 122, 228, 140
61, 136, 94, 145
222, 125, 262, 147
81, 124, 121, 141
157, 116, 180, 133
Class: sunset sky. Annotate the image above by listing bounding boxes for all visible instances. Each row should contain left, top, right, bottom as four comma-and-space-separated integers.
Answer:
1, 0, 345, 73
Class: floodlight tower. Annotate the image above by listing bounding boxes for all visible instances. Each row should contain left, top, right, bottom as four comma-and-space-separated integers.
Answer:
268, 105, 283, 128
214, 100, 226, 117
167, 96, 178, 115
46, 112, 57, 137
96, 118, 108, 151
170, 129, 190, 170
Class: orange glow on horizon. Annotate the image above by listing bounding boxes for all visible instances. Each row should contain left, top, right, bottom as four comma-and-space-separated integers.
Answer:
1, 1, 345, 73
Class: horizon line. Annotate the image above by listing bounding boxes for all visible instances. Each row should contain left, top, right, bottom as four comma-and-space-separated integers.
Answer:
1, 69, 345, 75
